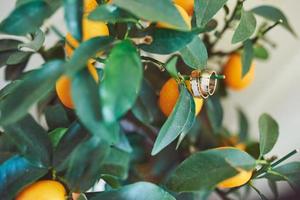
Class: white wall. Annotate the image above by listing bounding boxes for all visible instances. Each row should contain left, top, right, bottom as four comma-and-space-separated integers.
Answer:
0, 0, 300, 199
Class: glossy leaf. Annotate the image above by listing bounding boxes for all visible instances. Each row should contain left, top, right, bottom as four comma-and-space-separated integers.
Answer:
238, 109, 249, 142
195, 0, 228, 27
18, 29, 45, 52
0, 60, 65, 126
100, 40, 143, 122
0, 39, 21, 52
100, 147, 130, 180
66, 37, 113, 76
151, 86, 195, 156
6, 51, 31, 65
2, 115, 52, 167
166, 148, 256, 192
44, 104, 70, 130
254, 45, 269, 60
64, 0, 83, 41
65, 137, 110, 192
88, 4, 138, 24
0, 155, 48, 200
0, 51, 17, 68
205, 95, 223, 134
113, 0, 189, 31
165, 56, 178, 78
53, 122, 90, 171
259, 114, 279, 156
232, 10, 257, 44
180, 36, 208, 70
0, 1, 51, 35
49, 128, 67, 148
241, 39, 254, 77
5, 60, 29, 81
72, 69, 119, 143
90, 182, 175, 200
252, 5, 296, 36
140, 29, 195, 54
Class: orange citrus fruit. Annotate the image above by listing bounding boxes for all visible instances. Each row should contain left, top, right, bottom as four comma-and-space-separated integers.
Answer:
173, 0, 194, 16
16, 180, 66, 200
65, 17, 109, 58
223, 53, 255, 90
218, 169, 253, 188
158, 78, 203, 117
56, 62, 99, 109
215, 147, 253, 189
84, 0, 98, 13
156, 4, 191, 30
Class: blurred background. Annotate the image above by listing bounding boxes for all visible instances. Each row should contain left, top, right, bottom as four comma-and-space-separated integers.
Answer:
0, 0, 299, 199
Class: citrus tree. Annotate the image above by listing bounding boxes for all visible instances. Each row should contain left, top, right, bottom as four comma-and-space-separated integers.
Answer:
0, 0, 299, 199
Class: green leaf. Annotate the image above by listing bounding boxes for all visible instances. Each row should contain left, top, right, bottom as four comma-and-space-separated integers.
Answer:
72, 69, 119, 143
205, 95, 223, 133
166, 148, 256, 192
16, 0, 63, 11
100, 40, 143, 122
64, 0, 83, 41
49, 128, 67, 148
265, 162, 300, 190
100, 148, 130, 180
114, 131, 133, 153
195, 0, 228, 27
140, 29, 195, 54
113, 0, 189, 31
131, 80, 161, 125
45, 104, 70, 130
165, 56, 178, 78
65, 137, 110, 192
0, 1, 52, 35
6, 51, 31, 65
53, 122, 90, 171
0, 155, 48, 200
238, 109, 249, 142
0, 60, 65, 126
0, 51, 18, 68
151, 86, 195, 156
0, 134, 18, 164
0, 39, 21, 52
180, 37, 208, 70
18, 29, 45, 51
2, 115, 52, 167
88, 4, 138, 24
251, 5, 296, 37
90, 182, 175, 200
254, 44, 269, 60
232, 10, 257, 44
66, 36, 114, 76
5, 60, 29, 81
0, 80, 22, 101
241, 39, 254, 77
259, 114, 279, 156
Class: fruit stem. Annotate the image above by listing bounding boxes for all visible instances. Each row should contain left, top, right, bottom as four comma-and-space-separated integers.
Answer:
271, 149, 299, 167
248, 181, 266, 199
141, 56, 165, 71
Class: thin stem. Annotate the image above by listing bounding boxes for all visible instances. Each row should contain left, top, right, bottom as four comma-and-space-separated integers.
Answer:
211, 20, 282, 57
210, 0, 244, 49
141, 56, 165, 71
271, 149, 299, 167
249, 182, 267, 200
50, 26, 65, 41
215, 188, 231, 200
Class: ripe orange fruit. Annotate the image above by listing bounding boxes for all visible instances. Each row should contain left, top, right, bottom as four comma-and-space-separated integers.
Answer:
56, 62, 99, 109
223, 53, 255, 90
215, 147, 253, 188
158, 78, 203, 117
218, 169, 253, 189
84, 0, 98, 13
173, 0, 194, 16
156, 4, 191, 30
16, 180, 66, 200
65, 17, 109, 57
